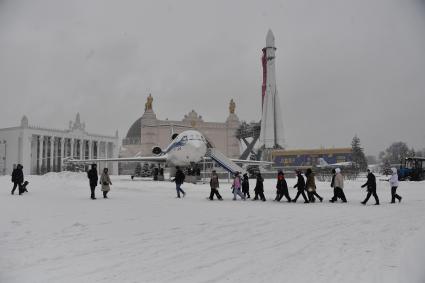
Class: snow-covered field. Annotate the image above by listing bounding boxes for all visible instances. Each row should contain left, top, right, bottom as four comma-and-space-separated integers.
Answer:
1, 172, 424, 283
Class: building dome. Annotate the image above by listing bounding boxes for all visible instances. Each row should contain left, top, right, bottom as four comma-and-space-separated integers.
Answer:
124, 117, 142, 145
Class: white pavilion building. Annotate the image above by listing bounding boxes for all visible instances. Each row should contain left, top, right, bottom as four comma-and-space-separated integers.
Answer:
0, 114, 119, 175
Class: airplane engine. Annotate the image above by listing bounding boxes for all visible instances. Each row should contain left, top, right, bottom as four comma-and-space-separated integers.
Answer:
152, 146, 162, 155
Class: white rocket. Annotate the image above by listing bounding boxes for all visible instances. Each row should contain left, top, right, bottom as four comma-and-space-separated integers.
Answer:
259, 29, 285, 149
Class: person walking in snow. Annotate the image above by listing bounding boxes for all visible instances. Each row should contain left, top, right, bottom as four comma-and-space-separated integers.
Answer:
100, 168, 112, 199
329, 168, 347, 203
87, 164, 98, 200
173, 166, 186, 198
305, 168, 323, 202
242, 173, 250, 199
253, 172, 266, 201
388, 167, 402, 203
275, 171, 291, 202
209, 170, 222, 200
232, 172, 245, 200
361, 169, 379, 205
11, 164, 24, 195
292, 170, 309, 203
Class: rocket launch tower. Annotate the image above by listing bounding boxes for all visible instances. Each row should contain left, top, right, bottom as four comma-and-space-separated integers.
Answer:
259, 29, 285, 150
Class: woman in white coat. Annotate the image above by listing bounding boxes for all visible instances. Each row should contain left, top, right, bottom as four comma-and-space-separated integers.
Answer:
389, 168, 402, 203
100, 168, 112, 199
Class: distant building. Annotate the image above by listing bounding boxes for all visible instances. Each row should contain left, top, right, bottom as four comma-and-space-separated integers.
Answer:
120, 95, 241, 174
272, 148, 353, 167
0, 114, 119, 175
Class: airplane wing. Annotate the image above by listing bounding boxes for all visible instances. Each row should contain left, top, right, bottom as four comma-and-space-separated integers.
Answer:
316, 162, 354, 168
64, 156, 168, 164
230, 159, 274, 165
202, 157, 273, 166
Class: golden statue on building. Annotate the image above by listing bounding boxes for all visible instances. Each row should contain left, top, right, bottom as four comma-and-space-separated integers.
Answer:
229, 99, 236, 114
145, 94, 153, 111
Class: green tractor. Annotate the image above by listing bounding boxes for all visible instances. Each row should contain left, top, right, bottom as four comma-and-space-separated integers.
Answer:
398, 157, 425, 181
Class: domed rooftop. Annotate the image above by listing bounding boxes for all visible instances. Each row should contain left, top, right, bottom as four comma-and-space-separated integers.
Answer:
126, 117, 142, 139
124, 94, 156, 145
123, 117, 142, 145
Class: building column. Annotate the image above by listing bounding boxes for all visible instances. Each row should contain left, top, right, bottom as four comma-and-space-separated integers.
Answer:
99, 141, 105, 170
79, 139, 83, 159
60, 137, 65, 171
88, 140, 93, 159
38, 135, 44, 175
111, 142, 118, 175
96, 141, 100, 159
20, 131, 32, 175
55, 137, 59, 171
70, 138, 74, 158
50, 136, 54, 172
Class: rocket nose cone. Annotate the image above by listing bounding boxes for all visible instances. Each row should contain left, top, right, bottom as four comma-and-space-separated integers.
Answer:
266, 29, 275, 47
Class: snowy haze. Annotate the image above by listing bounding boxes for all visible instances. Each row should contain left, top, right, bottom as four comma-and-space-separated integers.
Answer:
0, 0, 425, 155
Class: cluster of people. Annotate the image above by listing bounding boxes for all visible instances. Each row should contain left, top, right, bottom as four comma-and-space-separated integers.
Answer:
86, 164, 112, 200
207, 167, 403, 205
10, 163, 403, 205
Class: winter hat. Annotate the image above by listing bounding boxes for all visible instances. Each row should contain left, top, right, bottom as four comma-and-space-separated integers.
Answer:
391, 167, 397, 174
335, 168, 341, 174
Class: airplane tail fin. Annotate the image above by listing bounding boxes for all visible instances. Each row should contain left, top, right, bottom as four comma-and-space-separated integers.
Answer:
318, 158, 329, 166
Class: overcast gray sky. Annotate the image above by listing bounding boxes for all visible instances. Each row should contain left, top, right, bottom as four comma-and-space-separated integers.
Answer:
1, 0, 424, 156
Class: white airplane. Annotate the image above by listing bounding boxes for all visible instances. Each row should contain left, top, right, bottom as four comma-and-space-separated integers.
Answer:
316, 157, 354, 168
66, 130, 271, 175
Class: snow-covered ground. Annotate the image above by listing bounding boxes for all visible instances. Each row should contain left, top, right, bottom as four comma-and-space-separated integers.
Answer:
1, 172, 424, 283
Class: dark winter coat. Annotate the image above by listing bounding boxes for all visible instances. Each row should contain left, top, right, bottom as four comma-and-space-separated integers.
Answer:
276, 178, 288, 194
174, 169, 185, 185
242, 176, 250, 193
87, 168, 98, 186
294, 174, 306, 191
11, 167, 24, 184
361, 172, 376, 192
330, 174, 335, 188
305, 173, 317, 192
254, 175, 264, 192
210, 173, 219, 189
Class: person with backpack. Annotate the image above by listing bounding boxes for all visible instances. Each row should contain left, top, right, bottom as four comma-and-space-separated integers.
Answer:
275, 171, 291, 202
292, 170, 309, 203
361, 169, 379, 205
173, 166, 186, 198
232, 172, 245, 200
252, 172, 266, 201
242, 173, 250, 199
305, 168, 323, 202
209, 170, 222, 200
